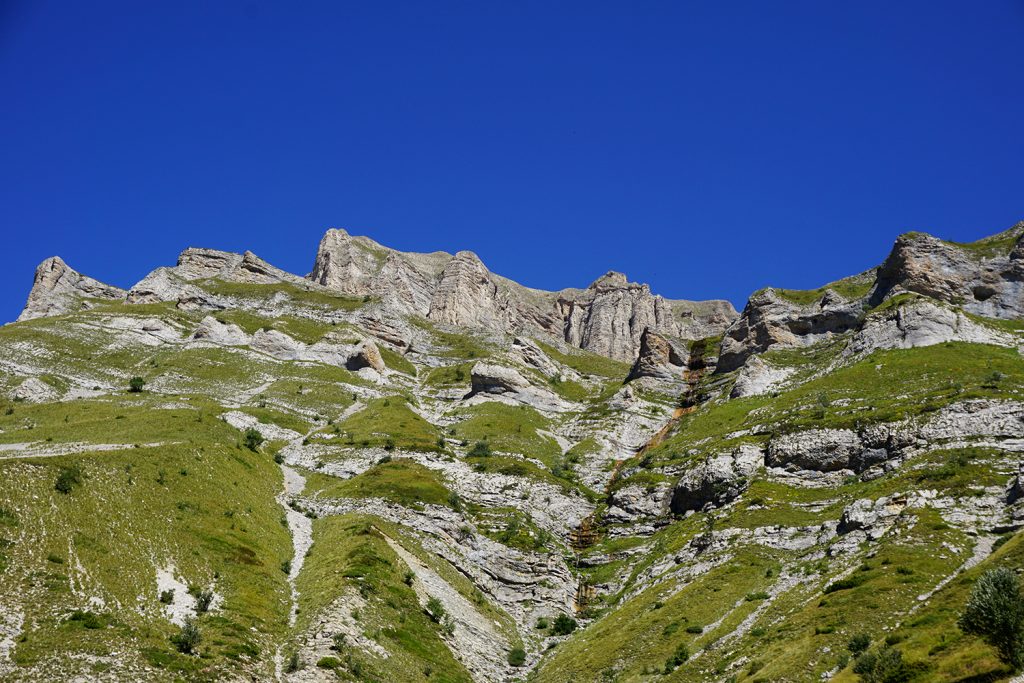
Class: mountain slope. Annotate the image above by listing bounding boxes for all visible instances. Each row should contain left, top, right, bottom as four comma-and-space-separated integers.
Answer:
0, 221, 1022, 682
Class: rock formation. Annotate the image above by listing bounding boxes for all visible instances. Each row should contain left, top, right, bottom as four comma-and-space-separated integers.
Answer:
17, 256, 126, 321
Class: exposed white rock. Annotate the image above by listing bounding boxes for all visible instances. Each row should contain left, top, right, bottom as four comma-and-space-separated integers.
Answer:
730, 356, 795, 398
18, 256, 126, 321
13, 377, 59, 403
190, 315, 250, 346
843, 297, 1017, 359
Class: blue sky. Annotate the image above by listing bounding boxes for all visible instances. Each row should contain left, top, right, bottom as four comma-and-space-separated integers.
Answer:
2, 1, 1022, 323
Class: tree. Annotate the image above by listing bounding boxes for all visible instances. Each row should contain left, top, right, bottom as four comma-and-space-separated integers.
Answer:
195, 588, 214, 614
243, 427, 264, 452
663, 643, 690, 674
959, 567, 1024, 670
172, 618, 201, 654
128, 376, 146, 393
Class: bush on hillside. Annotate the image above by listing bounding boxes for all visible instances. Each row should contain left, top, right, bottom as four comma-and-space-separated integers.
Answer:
959, 567, 1024, 670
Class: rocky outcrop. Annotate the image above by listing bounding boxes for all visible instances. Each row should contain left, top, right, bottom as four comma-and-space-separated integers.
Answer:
428, 251, 505, 329
308, 229, 736, 362
719, 222, 1024, 374
345, 339, 386, 373
560, 273, 736, 362
766, 400, 1024, 475
190, 316, 249, 346
730, 356, 795, 398
874, 225, 1024, 320
767, 428, 871, 472
465, 362, 566, 412
18, 257, 126, 321
718, 287, 866, 373
842, 297, 1017, 359
670, 444, 763, 512
626, 328, 687, 382
13, 377, 59, 403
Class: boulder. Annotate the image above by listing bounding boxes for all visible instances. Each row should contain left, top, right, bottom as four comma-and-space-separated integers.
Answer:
345, 339, 386, 373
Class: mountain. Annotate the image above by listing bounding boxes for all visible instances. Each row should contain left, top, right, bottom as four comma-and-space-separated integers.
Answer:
0, 221, 1022, 682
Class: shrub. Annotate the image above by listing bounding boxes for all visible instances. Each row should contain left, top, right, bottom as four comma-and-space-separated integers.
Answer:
663, 643, 690, 673
746, 591, 770, 601
508, 646, 527, 666
243, 427, 264, 452
686, 624, 704, 634
316, 656, 341, 669
54, 465, 82, 494
552, 613, 577, 635
852, 647, 911, 682
66, 610, 103, 629
195, 589, 214, 613
403, 570, 415, 586
284, 651, 300, 672
848, 633, 871, 655
171, 618, 201, 654
448, 491, 464, 512
825, 573, 869, 594
468, 441, 492, 457
959, 567, 1024, 670
426, 596, 446, 623
535, 617, 549, 630
128, 376, 146, 393
159, 589, 174, 604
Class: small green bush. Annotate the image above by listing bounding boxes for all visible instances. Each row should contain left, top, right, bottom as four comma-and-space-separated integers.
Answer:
159, 589, 174, 605
848, 633, 871, 655
426, 596, 446, 623
243, 427, 264, 452
316, 656, 341, 669
171, 618, 201, 654
54, 465, 82, 494
508, 646, 527, 666
468, 441, 492, 457
552, 613, 577, 636
663, 643, 690, 673
128, 376, 146, 393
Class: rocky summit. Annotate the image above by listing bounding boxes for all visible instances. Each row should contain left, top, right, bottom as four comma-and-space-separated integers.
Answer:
1, 221, 1024, 682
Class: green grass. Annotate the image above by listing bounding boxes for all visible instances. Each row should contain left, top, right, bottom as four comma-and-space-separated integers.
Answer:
378, 345, 417, 375
1, 440, 291, 679
197, 279, 368, 311
293, 515, 473, 683
310, 460, 452, 508
534, 340, 632, 379
771, 271, 876, 306
452, 403, 562, 466
647, 341, 1024, 468
326, 397, 442, 452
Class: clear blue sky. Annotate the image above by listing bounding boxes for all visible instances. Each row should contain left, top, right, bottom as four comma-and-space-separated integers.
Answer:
2, 1, 1023, 323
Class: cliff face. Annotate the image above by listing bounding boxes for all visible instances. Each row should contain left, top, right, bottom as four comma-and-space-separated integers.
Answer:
17, 256, 126, 321
307, 228, 737, 361
717, 222, 1024, 373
